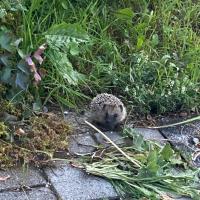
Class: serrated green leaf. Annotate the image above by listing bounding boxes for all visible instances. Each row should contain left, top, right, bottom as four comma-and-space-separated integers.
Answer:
133, 134, 145, 150
147, 150, 159, 175
160, 143, 174, 161
48, 50, 84, 85
47, 23, 89, 41
137, 35, 145, 49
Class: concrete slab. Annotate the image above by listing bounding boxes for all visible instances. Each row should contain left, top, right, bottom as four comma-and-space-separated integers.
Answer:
0, 167, 46, 191
68, 130, 128, 156
134, 128, 166, 144
63, 111, 91, 135
0, 187, 57, 200
68, 127, 165, 156
43, 162, 118, 200
159, 121, 200, 166
68, 133, 98, 155
94, 131, 126, 147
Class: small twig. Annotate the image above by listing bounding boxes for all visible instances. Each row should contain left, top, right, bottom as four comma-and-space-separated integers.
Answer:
147, 116, 200, 129
84, 120, 141, 168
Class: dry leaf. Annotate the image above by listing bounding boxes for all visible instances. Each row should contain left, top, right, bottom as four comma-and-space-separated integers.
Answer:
0, 175, 10, 181
15, 128, 26, 136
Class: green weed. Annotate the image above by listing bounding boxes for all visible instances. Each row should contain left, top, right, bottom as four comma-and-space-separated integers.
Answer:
0, 0, 200, 114
83, 128, 200, 199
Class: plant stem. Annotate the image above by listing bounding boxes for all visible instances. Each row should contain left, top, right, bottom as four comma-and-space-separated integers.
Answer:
84, 120, 141, 168
148, 116, 200, 129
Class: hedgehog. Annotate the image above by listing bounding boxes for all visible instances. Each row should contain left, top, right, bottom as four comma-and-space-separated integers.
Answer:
89, 93, 127, 130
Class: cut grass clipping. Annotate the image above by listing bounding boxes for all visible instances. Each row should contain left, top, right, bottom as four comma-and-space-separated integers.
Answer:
84, 121, 200, 199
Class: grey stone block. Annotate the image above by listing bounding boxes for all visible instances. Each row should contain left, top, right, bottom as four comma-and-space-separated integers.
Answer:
159, 120, 200, 166
63, 111, 91, 135
134, 128, 166, 144
68, 130, 127, 156
0, 167, 46, 191
94, 131, 126, 147
43, 162, 118, 200
68, 128, 165, 156
68, 133, 98, 155
0, 187, 56, 200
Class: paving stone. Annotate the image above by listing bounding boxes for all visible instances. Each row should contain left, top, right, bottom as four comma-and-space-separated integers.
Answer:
0, 187, 57, 200
64, 111, 91, 135
68, 133, 98, 155
134, 128, 166, 144
159, 121, 200, 166
68, 128, 165, 155
68, 130, 129, 155
0, 167, 46, 191
43, 162, 118, 200
94, 131, 126, 147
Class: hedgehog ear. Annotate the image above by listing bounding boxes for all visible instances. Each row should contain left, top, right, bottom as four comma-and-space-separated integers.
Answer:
119, 105, 123, 112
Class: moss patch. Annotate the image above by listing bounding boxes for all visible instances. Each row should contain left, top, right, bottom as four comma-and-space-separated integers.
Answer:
0, 113, 72, 169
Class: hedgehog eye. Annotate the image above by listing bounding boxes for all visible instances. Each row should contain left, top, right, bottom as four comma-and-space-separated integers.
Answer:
113, 113, 118, 118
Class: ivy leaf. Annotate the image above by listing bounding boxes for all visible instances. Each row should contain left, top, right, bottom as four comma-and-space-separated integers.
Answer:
0, 67, 12, 83
160, 143, 174, 161
15, 72, 29, 90
17, 60, 30, 75
0, 54, 11, 67
0, 31, 14, 52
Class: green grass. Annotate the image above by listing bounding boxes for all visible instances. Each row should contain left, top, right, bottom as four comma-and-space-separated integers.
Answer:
0, 0, 200, 114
